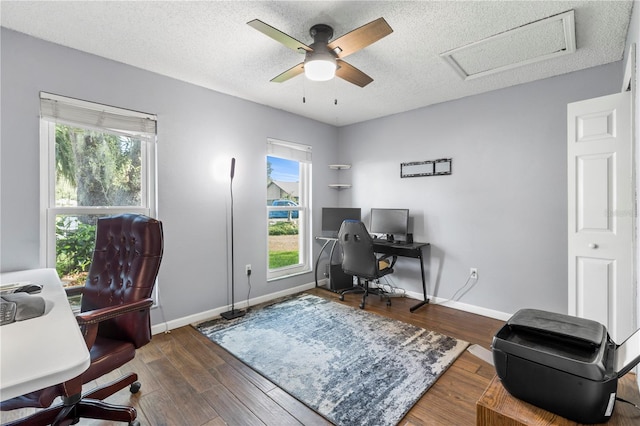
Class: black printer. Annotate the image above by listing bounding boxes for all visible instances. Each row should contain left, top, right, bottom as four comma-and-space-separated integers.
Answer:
492, 309, 640, 424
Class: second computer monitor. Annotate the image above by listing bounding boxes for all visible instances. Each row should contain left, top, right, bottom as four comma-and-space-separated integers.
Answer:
322, 207, 362, 237
370, 208, 409, 241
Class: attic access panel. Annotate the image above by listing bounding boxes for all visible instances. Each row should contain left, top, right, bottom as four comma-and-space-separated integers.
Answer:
441, 10, 576, 80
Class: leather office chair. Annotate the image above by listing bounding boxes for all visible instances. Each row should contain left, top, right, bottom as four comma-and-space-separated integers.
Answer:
337, 220, 395, 309
1, 214, 163, 426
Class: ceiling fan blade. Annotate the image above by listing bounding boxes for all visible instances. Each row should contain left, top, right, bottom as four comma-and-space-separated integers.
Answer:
327, 17, 393, 58
248, 19, 312, 53
335, 60, 373, 87
271, 63, 305, 83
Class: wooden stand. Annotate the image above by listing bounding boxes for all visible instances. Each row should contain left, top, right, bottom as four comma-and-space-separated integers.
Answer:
477, 375, 640, 426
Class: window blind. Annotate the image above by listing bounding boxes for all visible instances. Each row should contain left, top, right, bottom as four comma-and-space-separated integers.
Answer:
267, 138, 312, 163
40, 92, 156, 135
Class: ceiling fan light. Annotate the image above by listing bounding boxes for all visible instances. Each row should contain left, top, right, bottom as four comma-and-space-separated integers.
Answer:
305, 57, 336, 81
305, 60, 336, 81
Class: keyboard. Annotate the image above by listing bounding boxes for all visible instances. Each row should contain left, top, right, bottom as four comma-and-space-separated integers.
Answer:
1, 300, 17, 325
0, 281, 29, 294
373, 239, 407, 246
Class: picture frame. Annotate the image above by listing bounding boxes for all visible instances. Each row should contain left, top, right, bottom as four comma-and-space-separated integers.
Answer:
401, 158, 452, 178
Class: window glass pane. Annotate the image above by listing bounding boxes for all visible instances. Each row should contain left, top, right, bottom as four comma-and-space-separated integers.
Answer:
267, 215, 302, 270
267, 155, 301, 270
55, 124, 142, 207
55, 214, 103, 286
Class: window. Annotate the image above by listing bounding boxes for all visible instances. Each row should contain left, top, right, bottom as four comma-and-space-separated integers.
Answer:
39, 93, 157, 289
266, 138, 312, 280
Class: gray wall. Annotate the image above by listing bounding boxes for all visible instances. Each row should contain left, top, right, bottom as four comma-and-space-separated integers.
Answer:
338, 62, 623, 316
0, 28, 340, 326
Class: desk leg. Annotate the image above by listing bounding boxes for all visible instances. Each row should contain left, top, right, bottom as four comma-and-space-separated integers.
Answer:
314, 239, 332, 288
410, 252, 429, 312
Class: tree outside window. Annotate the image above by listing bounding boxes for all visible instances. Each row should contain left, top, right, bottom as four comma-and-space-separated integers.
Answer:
54, 125, 144, 285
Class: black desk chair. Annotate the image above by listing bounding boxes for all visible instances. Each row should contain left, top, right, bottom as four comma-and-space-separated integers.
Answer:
337, 220, 395, 309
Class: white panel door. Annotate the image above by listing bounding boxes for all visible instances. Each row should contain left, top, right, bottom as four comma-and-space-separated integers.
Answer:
568, 91, 634, 342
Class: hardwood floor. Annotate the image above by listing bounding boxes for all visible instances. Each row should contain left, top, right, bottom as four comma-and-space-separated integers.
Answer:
2, 289, 638, 425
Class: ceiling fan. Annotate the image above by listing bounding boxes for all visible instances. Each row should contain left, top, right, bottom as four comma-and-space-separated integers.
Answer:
247, 17, 393, 87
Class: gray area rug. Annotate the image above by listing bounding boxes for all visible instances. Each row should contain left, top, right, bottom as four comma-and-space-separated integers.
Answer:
196, 294, 468, 426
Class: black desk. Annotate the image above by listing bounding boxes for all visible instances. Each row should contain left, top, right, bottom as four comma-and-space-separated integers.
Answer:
314, 237, 430, 312
372, 240, 430, 312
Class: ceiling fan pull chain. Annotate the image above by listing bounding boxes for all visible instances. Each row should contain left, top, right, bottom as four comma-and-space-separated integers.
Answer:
302, 78, 306, 103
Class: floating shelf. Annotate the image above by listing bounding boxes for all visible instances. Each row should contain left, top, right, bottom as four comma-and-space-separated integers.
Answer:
328, 164, 351, 189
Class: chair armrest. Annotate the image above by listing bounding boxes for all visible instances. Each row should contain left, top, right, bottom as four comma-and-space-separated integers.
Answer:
76, 298, 154, 325
377, 254, 398, 269
76, 298, 154, 349
65, 286, 85, 297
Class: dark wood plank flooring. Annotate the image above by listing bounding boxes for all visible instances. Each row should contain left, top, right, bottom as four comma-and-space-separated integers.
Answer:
2, 288, 638, 425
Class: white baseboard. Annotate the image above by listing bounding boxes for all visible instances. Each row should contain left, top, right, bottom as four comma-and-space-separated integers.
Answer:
151, 282, 316, 335
151, 282, 511, 335
404, 289, 512, 321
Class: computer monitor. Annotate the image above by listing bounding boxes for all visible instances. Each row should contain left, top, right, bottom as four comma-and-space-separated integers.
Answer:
370, 208, 409, 241
321, 207, 361, 237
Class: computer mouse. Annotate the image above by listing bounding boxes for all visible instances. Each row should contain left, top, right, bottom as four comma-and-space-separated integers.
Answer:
15, 284, 43, 294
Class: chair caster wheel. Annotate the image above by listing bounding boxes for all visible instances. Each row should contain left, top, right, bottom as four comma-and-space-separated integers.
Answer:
359, 303, 365, 309
386, 300, 392, 306
339, 295, 344, 301
130, 382, 141, 394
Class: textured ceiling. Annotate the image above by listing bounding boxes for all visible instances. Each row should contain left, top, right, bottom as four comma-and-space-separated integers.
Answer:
0, 1, 634, 127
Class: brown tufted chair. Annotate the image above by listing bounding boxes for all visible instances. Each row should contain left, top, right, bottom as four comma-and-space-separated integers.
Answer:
0, 214, 163, 426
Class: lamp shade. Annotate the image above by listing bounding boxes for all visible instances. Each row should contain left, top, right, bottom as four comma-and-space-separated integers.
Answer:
304, 50, 336, 81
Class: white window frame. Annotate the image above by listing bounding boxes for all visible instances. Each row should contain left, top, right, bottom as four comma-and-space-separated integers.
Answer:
39, 93, 157, 269
266, 138, 312, 281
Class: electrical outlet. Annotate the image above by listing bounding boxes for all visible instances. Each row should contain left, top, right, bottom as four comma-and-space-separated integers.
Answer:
246, 264, 252, 276
470, 268, 478, 279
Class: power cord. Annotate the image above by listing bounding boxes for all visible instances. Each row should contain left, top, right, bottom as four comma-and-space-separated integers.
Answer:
245, 268, 252, 313
616, 396, 640, 412
371, 278, 406, 297
434, 271, 478, 305
155, 283, 171, 334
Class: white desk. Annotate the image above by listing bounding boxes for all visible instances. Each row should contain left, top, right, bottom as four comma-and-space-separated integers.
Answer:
0, 268, 90, 401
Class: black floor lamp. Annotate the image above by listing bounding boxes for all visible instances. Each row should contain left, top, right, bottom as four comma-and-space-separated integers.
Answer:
221, 157, 245, 320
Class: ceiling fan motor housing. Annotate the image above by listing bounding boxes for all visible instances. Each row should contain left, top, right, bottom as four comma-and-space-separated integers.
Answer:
308, 24, 336, 61
305, 23, 337, 80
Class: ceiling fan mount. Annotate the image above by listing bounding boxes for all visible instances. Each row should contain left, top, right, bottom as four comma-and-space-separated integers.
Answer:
248, 17, 393, 87
309, 24, 334, 43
